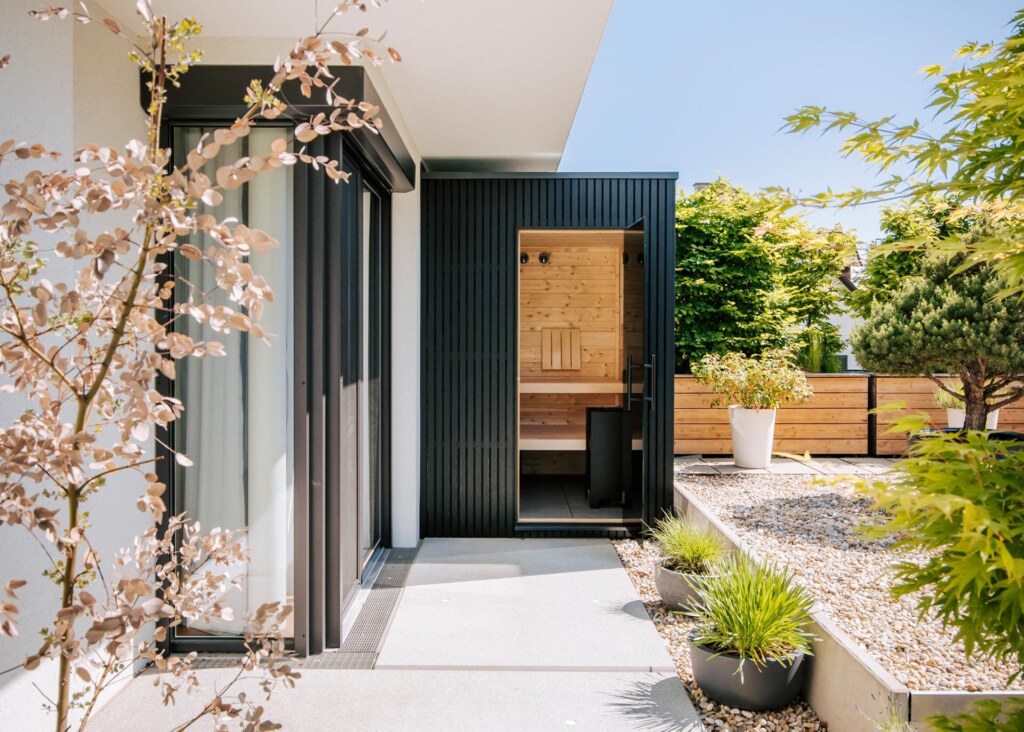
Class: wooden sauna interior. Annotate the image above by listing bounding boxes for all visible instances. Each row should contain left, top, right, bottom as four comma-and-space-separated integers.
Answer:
518, 229, 644, 523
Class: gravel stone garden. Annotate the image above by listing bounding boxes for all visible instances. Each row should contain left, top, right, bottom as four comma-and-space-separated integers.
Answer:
615, 464, 1024, 729
679, 472, 1024, 693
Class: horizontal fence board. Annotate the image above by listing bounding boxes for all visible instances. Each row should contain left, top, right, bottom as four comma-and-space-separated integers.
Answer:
675, 392, 867, 410
678, 408, 868, 426
677, 423, 867, 439
676, 438, 868, 455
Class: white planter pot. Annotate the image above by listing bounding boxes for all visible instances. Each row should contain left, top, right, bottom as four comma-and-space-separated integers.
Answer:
729, 405, 777, 469
946, 408, 1000, 430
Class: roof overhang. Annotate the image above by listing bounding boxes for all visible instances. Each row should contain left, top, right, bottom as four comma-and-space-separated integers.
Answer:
102, 0, 614, 172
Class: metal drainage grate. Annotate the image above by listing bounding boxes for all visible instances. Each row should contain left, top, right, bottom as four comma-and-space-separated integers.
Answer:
156, 547, 419, 672
339, 547, 417, 655
180, 651, 378, 671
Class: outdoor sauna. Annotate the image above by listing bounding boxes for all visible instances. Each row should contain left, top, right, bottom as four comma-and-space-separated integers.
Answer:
421, 173, 678, 537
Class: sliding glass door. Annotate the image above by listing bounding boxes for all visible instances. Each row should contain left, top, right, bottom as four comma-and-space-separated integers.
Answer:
168, 128, 390, 650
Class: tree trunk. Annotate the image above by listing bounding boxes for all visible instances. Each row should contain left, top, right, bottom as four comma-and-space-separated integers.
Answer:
963, 381, 989, 430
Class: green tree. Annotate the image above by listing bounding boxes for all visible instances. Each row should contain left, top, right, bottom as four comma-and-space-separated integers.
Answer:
851, 255, 1024, 429
860, 425, 1024, 698
847, 198, 969, 319
785, 10, 1024, 726
675, 179, 852, 372
783, 8, 1024, 297
778, 225, 854, 366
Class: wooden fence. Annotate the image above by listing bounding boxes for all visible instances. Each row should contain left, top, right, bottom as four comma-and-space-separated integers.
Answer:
874, 377, 1024, 455
674, 374, 1024, 457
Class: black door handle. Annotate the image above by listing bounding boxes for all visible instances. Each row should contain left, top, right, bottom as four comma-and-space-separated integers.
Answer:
626, 354, 655, 413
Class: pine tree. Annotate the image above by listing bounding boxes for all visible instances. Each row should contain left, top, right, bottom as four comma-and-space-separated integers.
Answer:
851, 256, 1024, 430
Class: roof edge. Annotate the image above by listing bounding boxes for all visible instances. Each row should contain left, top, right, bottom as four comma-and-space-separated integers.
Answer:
421, 171, 679, 181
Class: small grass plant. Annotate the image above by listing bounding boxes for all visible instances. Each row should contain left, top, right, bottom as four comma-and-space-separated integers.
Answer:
933, 383, 1003, 409
688, 553, 816, 671
650, 514, 725, 574
933, 386, 963, 409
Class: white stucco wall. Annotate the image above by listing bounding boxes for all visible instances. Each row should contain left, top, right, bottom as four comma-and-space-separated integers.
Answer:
835, 305, 863, 371
0, 4, 148, 728
380, 105, 422, 549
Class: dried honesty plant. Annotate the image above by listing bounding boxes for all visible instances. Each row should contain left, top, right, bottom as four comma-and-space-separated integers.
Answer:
0, 1, 402, 730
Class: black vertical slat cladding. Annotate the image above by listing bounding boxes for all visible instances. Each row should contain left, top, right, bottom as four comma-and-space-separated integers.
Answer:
420, 173, 678, 538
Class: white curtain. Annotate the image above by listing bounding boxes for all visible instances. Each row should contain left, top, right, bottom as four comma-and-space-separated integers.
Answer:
177, 127, 294, 635
245, 128, 295, 610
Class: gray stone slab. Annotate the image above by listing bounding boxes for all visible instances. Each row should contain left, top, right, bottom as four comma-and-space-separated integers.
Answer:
713, 463, 769, 475
675, 463, 719, 475
376, 538, 676, 671
812, 459, 874, 476
841, 457, 898, 474
91, 668, 702, 732
765, 459, 825, 475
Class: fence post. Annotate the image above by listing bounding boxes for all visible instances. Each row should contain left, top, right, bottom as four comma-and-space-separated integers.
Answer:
867, 374, 877, 457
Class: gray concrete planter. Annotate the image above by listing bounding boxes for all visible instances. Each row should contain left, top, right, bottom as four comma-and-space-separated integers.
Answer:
689, 633, 806, 711
653, 560, 705, 611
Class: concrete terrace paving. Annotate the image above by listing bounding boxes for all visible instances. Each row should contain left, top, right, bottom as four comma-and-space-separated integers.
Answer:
376, 538, 675, 671
676, 455, 900, 476
92, 538, 702, 732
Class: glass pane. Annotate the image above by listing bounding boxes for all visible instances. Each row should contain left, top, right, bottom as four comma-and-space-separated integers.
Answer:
172, 127, 294, 638
358, 186, 380, 567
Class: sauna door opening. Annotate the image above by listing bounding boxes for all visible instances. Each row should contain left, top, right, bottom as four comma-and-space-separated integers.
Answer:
517, 229, 646, 525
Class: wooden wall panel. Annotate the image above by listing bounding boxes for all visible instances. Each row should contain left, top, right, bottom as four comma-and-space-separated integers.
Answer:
519, 231, 624, 383
674, 374, 870, 456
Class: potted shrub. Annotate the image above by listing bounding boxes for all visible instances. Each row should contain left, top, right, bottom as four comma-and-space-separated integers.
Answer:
687, 553, 817, 711
649, 514, 726, 611
693, 350, 813, 469
934, 385, 1000, 430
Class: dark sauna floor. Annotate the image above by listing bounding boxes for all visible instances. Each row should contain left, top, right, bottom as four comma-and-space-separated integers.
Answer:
519, 475, 627, 521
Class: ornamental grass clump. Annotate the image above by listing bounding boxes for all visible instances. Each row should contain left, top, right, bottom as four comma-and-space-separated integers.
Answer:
933, 383, 1004, 409
689, 553, 816, 670
693, 350, 813, 410
650, 515, 725, 574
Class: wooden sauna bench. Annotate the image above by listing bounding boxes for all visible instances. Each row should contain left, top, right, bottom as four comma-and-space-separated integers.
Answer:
519, 381, 641, 451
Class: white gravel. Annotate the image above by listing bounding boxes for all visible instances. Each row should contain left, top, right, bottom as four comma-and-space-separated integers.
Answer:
613, 538, 825, 731
678, 472, 1024, 693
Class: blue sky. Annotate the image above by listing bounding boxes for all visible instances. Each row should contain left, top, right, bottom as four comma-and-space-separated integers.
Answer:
561, 0, 1020, 242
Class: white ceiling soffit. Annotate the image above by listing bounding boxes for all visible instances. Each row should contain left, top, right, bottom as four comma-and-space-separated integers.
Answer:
101, 0, 614, 172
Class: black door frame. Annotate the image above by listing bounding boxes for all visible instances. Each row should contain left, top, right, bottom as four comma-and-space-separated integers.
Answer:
513, 224, 651, 531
